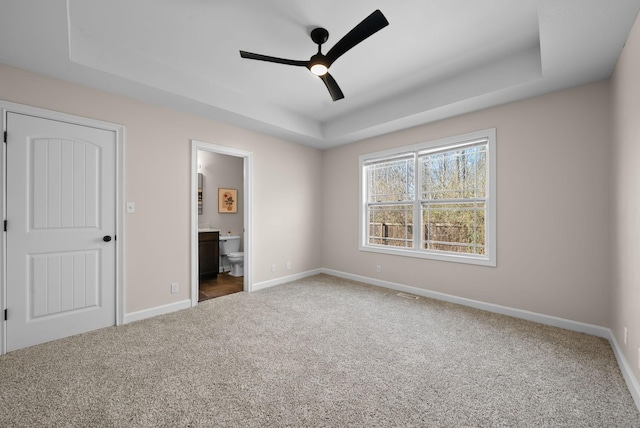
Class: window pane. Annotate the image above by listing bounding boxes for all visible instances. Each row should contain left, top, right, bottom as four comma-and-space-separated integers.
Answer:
421, 145, 486, 200
368, 204, 414, 248
422, 202, 485, 255
367, 157, 414, 203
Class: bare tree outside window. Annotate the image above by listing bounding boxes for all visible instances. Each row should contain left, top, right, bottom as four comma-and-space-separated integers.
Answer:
421, 144, 486, 255
367, 156, 414, 248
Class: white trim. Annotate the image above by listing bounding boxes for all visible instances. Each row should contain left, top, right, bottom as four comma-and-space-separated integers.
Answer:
115, 266, 611, 338
252, 269, 323, 292
116, 124, 126, 326
609, 331, 640, 410
359, 128, 497, 267
358, 245, 497, 267
321, 268, 609, 337
190, 140, 253, 305
0, 108, 5, 355
0, 100, 125, 354
123, 299, 191, 324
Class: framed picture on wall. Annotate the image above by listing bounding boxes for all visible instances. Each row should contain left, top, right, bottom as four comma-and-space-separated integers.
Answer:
218, 188, 238, 213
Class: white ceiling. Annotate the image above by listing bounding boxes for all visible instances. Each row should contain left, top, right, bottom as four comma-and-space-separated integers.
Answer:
1, 0, 639, 149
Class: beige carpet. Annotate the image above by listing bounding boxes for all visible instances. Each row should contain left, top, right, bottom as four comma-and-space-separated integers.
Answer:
1, 274, 638, 427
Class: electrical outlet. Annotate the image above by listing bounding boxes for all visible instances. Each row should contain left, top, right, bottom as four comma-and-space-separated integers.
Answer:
171, 283, 178, 294
376, 265, 381, 273
624, 327, 628, 346
271, 264, 277, 272
286, 261, 291, 270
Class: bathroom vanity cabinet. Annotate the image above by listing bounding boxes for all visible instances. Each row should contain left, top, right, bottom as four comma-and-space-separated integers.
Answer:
198, 231, 219, 278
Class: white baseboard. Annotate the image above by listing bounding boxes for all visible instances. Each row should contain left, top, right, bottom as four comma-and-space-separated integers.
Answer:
123, 299, 191, 324
321, 268, 609, 337
123, 269, 323, 324
608, 330, 640, 410
251, 269, 323, 292
320, 268, 640, 411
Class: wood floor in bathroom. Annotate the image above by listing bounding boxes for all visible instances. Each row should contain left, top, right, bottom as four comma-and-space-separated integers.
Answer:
198, 273, 244, 302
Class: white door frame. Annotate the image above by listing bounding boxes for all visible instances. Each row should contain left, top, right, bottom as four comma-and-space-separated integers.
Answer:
190, 140, 253, 305
0, 100, 126, 355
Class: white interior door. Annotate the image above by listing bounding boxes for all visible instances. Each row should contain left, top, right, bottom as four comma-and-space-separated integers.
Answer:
5, 112, 116, 351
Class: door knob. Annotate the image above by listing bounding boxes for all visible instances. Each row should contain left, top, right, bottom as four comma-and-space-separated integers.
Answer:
103, 236, 112, 242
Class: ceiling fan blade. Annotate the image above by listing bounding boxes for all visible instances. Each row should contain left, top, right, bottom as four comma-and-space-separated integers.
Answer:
319, 73, 344, 101
239, 51, 309, 67
325, 10, 389, 66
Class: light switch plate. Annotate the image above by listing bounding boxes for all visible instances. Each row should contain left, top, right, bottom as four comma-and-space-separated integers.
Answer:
126, 202, 135, 213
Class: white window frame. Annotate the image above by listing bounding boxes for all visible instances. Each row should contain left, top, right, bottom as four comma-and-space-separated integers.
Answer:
359, 129, 496, 267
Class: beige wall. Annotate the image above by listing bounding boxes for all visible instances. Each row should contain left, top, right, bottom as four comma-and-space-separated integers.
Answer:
322, 81, 612, 327
612, 12, 640, 383
0, 63, 323, 313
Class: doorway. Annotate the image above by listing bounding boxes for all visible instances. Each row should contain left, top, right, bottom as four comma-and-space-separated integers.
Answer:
190, 141, 252, 307
1, 101, 125, 354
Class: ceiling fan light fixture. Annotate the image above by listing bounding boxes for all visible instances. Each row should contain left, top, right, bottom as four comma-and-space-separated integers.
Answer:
309, 53, 329, 76
310, 63, 328, 76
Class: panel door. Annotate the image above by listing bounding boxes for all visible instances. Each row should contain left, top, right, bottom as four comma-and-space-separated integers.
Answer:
6, 112, 116, 351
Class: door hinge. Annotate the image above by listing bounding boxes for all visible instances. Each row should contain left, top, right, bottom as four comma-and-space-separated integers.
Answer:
4, 309, 6, 321
3, 220, 6, 232
3, 130, 6, 143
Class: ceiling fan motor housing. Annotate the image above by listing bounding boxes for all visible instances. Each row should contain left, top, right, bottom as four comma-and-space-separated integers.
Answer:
311, 28, 329, 46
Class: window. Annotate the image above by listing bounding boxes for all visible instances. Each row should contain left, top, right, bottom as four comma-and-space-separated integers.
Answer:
360, 129, 496, 266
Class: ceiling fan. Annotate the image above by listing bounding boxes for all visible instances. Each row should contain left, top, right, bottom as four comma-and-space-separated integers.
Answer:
239, 9, 389, 101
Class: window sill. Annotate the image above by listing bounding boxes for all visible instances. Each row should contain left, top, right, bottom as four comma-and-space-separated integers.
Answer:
359, 245, 496, 267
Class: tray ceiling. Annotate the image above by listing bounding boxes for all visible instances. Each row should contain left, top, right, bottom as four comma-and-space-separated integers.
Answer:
1, 0, 639, 148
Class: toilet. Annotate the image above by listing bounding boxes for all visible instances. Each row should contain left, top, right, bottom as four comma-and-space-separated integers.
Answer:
219, 235, 244, 277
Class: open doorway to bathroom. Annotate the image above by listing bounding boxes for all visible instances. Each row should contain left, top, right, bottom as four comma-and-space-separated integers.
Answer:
191, 141, 252, 306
